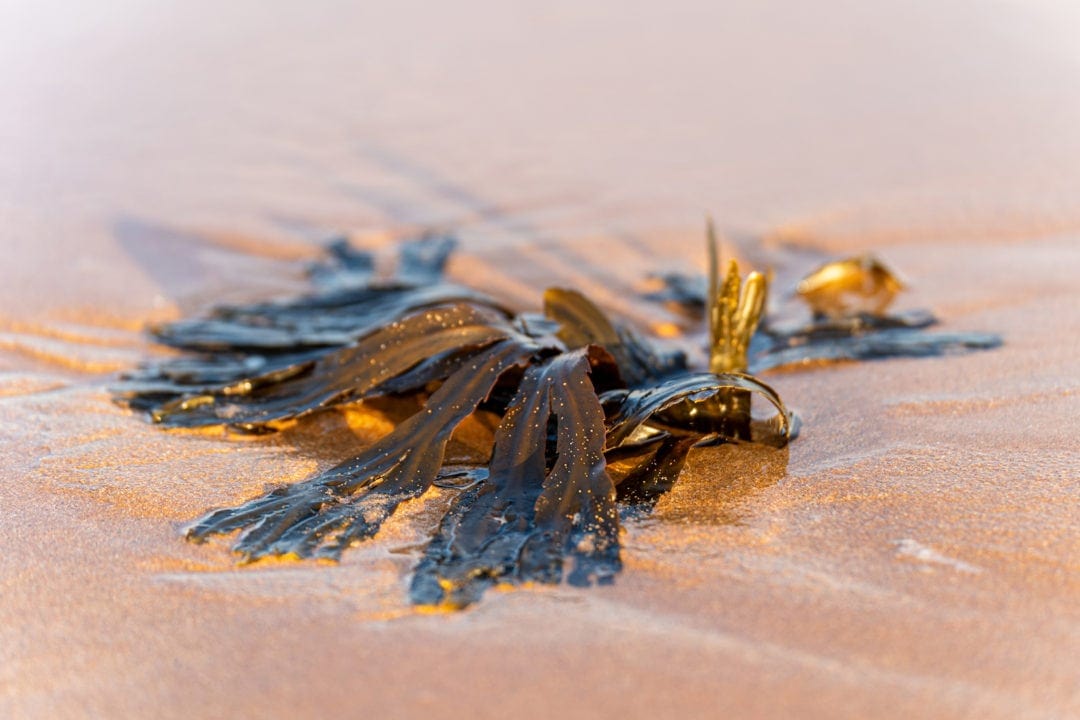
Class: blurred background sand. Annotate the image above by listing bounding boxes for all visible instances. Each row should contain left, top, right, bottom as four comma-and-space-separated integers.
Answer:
1, 2, 1078, 718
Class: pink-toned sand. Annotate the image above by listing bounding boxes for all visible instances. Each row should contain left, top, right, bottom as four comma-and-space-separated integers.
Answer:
2, 2, 1078, 718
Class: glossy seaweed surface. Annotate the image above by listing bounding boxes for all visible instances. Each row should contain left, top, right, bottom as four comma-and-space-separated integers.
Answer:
118, 234, 997, 609
644, 270, 1002, 373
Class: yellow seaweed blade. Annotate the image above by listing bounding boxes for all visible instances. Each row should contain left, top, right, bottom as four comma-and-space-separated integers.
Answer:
735, 271, 767, 351
796, 254, 906, 318
705, 227, 768, 374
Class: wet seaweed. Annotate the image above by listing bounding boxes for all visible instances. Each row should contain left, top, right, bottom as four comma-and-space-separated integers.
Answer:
410, 350, 619, 608
641, 272, 708, 317
149, 303, 520, 430
186, 339, 539, 561
120, 225, 995, 609
543, 287, 686, 385
150, 279, 506, 354
753, 325, 1002, 371
641, 248, 1002, 372
601, 372, 792, 447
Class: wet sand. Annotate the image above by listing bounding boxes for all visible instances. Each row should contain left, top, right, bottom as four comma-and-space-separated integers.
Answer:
2, 2, 1079, 718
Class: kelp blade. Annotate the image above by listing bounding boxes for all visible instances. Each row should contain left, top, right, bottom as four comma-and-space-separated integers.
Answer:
152, 283, 506, 353
410, 350, 619, 609
753, 328, 1002, 372
185, 339, 536, 561
151, 303, 517, 429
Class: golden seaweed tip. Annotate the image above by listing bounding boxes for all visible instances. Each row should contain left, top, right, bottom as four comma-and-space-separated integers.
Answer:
704, 221, 769, 374
796, 254, 905, 319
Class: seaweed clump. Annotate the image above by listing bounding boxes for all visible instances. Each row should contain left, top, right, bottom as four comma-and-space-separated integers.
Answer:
118, 226, 997, 609
119, 230, 797, 608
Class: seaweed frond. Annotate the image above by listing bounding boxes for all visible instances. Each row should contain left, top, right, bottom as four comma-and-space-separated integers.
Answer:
186, 339, 538, 561
602, 372, 793, 448
410, 349, 619, 609
543, 287, 686, 385
754, 327, 1002, 371
706, 220, 768, 374
150, 303, 520, 430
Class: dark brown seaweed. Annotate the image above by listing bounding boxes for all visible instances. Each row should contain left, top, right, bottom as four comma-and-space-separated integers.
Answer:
641, 272, 708, 317
150, 303, 521, 429
117, 236, 508, 407
119, 227, 996, 610
153, 236, 504, 353
185, 339, 537, 561
602, 372, 792, 448
543, 287, 686, 385
151, 283, 508, 353
410, 350, 619, 608
614, 434, 700, 507
752, 327, 1002, 371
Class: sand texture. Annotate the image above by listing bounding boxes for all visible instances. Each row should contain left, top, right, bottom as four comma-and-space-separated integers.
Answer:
2, 2, 1079, 718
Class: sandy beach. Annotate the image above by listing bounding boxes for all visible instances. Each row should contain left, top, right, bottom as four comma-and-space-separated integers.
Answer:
2, 2, 1079, 718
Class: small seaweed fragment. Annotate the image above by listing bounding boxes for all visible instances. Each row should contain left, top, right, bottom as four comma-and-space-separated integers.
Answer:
305, 236, 376, 289
795, 254, 905, 320
640, 272, 709, 318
